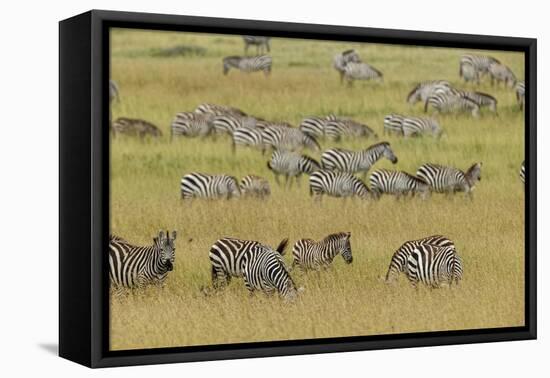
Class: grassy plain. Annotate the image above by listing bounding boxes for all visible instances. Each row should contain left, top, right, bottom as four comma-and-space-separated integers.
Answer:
109, 28, 525, 350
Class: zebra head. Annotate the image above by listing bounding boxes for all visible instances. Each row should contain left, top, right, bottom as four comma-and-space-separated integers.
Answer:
381, 143, 398, 164
339, 232, 353, 264
406, 84, 422, 105
227, 176, 241, 198
155, 230, 177, 271
465, 162, 482, 190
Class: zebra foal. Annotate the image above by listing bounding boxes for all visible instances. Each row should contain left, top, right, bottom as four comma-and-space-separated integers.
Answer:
292, 232, 352, 270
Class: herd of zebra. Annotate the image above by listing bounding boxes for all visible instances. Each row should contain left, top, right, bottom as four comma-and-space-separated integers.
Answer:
109, 230, 463, 300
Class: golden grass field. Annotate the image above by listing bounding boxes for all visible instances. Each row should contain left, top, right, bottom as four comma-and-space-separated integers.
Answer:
109, 28, 525, 351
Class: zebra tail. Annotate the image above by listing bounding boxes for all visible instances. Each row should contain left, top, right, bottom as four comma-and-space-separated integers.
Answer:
276, 238, 289, 255
423, 99, 430, 113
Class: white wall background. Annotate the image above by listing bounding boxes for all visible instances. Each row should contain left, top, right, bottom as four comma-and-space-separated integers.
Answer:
0, 0, 545, 376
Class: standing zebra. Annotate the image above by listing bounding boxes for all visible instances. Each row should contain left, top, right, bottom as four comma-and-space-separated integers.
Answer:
171, 112, 214, 139
109, 80, 119, 103
262, 126, 321, 152
239, 175, 271, 198
194, 103, 247, 117
109, 231, 177, 289
292, 232, 352, 270
309, 170, 374, 200
232, 127, 266, 153
343, 62, 383, 86
424, 92, 480, 117
267, 150, 321, 187
406, 244, 463, 288
383, 114, 405, 135
369, 169, 430, 199
407, 80, 453, 105
417, 162, 482, 197
213, 114, 259, 135
333, 49, 362, 83
242, 36, 271, 55
180, 173, 240, 200
299, 114, 338, 138
242, 244, 300, 301
516, 81, 525, 110
402, 116, 442, 138
459, 54, 500, 83
321, 142, 398, 177
209, 237, 288, 288
385, 235, 455, 283
223, 55, 272, 76
489, 62, 517, 87
520, 161, 525, 184
111, 117, 162, 138
325, 119, 378, 140
458, 91, 498, 113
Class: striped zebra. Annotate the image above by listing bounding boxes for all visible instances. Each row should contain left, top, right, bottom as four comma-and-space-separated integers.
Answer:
223, 55, 272, 76
325, 119, 378, 140
424, 92, 480, 117
458, 91, 498, 113
171, 112, 214, 139
520, 161, 525, 184
417, 162, 482, 197
109, 80, 119, 103
262, 126, 321, 152
194, 103, 247, 117
309, 170, 374, 200
242, 244, 300, 301
267, 150, 321, 186
209, 237, 288, 288
321, 142, 398, 177
406, 244, 463, 288
109, 231, 177, 289
333, 49, 362, 83
489, 62, 517, 87
111, 117, 162, 138
343, 62, 383, 86
516, 81, 525, 110
299, 114, 338, 138
383, 114, 405, 135
402, 116, 442, 138
180, 173, 240, 200
232, 127, 266, 153
292, 232, 352, 270
385, 235, 455, 283
242, 36, 271, 55
369, 169, 430, 199
239, 175, 271, 198
407, 80, 452, 105
213, 114, 259, 135
459, 54, 500, 83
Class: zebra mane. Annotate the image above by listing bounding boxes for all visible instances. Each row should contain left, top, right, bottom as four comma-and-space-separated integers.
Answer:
323, 232, 351, 243
110, 234, 130, 244
402, 171, 428, 184
342, 49, 356, 56
365, 141, 390, 151
472, 91, 497, 102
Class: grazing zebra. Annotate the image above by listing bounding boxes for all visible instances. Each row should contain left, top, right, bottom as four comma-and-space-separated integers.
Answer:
213, 114, 259, 135
239, 175, 271, 198
369, 169, 430, 199
343, 62, 383, 85
424, 92, 480, 117
111, 117, 162, 138
195, 103, 247, 117
458, 91, 498, 113
459, 54, 500, 83
171, 112, 214, 139
407, 80, 452, 105
325, 119, 378, 140
223, 55, 272, 76
242, 36, 271, 54
309, 170, 374, 200
489, 62, 517, 87
242, 244, 299, 301
516, 81, 525, 110
262, 126, 321, 152
402, 116, 442, 138
292, 232, 352, 270
209, 237, 288, 288
299, 115, 338, 138
520, 161, 525, 184
417, 162, 482, 197
180, 173, 240, 200
321, 142, 398, 177
109, 80, 119, 103
406, 244, 463, 288
385, 235, 455, 283
109, 231, 177, 289
267, 150, 321, 186
232, 127, 266, 152
333, 49, 362, 83
383, 114, 405, 135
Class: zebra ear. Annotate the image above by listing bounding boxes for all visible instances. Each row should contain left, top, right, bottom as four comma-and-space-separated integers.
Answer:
346, 232, 351, 239
171, 230, 177, 240
158, 230, 165, 240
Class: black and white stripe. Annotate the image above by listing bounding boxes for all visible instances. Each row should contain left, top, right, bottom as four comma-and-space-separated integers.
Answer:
458, 91, 498, 113
407, 80, 452, 105
171, 112, 214, 139
223, 55, 272, 76
369, 169, 430, 199
424, 92, 480, 117
333, 49, 362, 83
520, 161, 525, 184
213, 114, 259, 135
402, 116, 442, 138
416, 162, 482, 196
343, 62, 383, 85
309, 170, 373, 200
194, 103, 247, 117
383, 114, 405, 135
180, 173, 241, 200
242, 36, 271, 55
239, 175, 271, 198
325, 119, 378, 140
299, 115, 338, 138
267, 150, 321, 186
406, 244, 463, 288
111, 117, 163, 138
109, 80, 119, 103
231, 127, 266, 152
109, 231, 177, 289
516, 82, 525, 110
321, 142, 398, 176
292, 232, 352, 270
489, 62, 517, 87
459, 54, 500, 83
262, 126, 321, 152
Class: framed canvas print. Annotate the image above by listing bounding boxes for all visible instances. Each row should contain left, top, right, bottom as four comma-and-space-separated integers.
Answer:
59, 10, 536, 368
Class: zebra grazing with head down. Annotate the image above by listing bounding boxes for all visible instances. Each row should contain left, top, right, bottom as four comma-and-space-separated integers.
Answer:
417, 162, 482, 197
111, 117, 162, 138
309, 170, 374, 200
459, 54, 500, 83
109, 80, 119, 103
109, 231, 177, 289
321, 142, 398, 177
194, 103, 247, 117
180, 173, 240, 200
489, 62, 517, 87
242, 36, 271, 55
171, 112, 214, 139
209, 237, 288, 289
343, 62, 383, 86
385, 235, 455, 283
325, 119, 378, 140
262, 126, 321, 152
240, 175, 271, 198
402, 116, 442, 138
383, 114, 405, 135
520, 161, 525, 184
406, 244, 463, 288
458, 91, 498, 113
242, 244, 300, 301
232, 127, 266, 153
424, 92, 480, 117
299, 114, 338, 138
333, 49, 362, 83
407, 80, 453, 105
516, 82, 525, 110
213, 114, 259, 135
223, 55, 272, 76
369, 169, 430, 199
292, 232, 352, 270
267, 150, 321, 187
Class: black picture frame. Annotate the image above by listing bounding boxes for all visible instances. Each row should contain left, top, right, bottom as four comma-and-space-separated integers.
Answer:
59, 9, 537, 368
